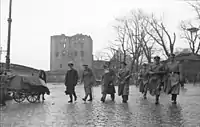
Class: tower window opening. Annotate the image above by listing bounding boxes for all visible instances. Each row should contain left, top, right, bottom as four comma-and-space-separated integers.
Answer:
75, 51, 78, 56
56, 52, 59, 57
80, 43, 84, 48
62, 51, 66, 56
81, 51, 84, 57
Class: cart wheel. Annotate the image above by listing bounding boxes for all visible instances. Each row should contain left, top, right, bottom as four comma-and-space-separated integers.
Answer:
26, 92, 38, 103
13, 91, 26, 103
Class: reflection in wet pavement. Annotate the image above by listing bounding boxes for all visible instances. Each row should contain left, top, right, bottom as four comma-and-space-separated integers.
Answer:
0, 84, 200, 127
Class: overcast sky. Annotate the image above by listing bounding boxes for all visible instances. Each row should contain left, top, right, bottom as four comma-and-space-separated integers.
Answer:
0, 0, 197, 70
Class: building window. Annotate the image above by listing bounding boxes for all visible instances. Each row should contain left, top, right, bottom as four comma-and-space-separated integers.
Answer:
75, 51, 78, 56
60, 64, 62, 68
80, 43, 84, 48
81, 57, 84, 62
74, 42, 77, 47
63, 43, 66, 48
68, 51, 72, 57
62, 51, 66, 56
80, 51, 84, 57
55, 52, 59, 57
70, 52, 73, 56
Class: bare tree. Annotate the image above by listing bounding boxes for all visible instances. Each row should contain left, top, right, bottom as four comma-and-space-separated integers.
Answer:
113, 20, 128, 63
179, 1, 200, 54
126, 10, 156, 65
105, 41, 119, 58
180, 22, 200, 54
189, 0, 200, 21
113, 10, 158, 72
144, 14, 176, 57
140, 33, 156, 63
135, 11, 156, 63
127, 20, 143, 71
94, 51, 109, 61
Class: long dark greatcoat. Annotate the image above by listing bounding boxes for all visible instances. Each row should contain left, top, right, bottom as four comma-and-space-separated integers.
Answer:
164, 61, 182, 95
82, 68, 95, 94
102, 69, 116, 94
65, 69, 78, 94
148, 63, 165, 96
139, 68, 149, 93
118, 68, 130, 96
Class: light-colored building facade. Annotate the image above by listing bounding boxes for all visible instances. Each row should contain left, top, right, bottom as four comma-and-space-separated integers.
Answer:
50, 34, 93, 73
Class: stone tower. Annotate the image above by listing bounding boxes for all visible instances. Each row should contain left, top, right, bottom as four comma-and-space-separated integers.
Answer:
50, 34, 93, 73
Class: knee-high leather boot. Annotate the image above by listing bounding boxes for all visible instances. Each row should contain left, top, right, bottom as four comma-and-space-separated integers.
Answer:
68, 94, 73, 103
88, 93, 92, 101
155, 95, 159, 105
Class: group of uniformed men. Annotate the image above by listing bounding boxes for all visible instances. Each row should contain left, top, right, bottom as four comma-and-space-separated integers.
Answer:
138, 54, 183, 104
65, 53, 183, 105
64, 61, 131, 103
1, 53, 183, 106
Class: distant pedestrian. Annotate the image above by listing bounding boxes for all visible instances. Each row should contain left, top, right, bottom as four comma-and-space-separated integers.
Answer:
117, 62, 131, 103
64, 61, 78, 103
39, 70, 47, 85
164, 54, 183, 104
81, 64, 95, 102
38, 70, 47, 101
100, 62, 116, 102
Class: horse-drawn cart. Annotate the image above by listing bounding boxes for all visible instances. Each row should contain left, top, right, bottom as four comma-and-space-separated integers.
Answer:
2, 74, 49, 103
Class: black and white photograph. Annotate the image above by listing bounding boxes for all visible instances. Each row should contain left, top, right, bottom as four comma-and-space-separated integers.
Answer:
0, 0, 200, 126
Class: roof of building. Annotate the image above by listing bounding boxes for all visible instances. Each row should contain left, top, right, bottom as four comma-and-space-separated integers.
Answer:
161, 53, 200, 63
175, 53, 200, 61
51, 33, 92, 40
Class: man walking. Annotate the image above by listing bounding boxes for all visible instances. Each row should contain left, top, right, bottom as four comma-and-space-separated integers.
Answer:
64, 61, 78, 103
148, 56, 165, 104
139, 63, 149, 99
101, 62, 116, 102
82, 64, 95, 102
118, 62, 131, 103
164, 54, 183, 104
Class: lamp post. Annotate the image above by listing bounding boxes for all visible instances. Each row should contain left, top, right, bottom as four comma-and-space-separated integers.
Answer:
6, 0, 13, 71
187, 27, 199, 38
187, 27, 199, 41
187, 27, 199, 54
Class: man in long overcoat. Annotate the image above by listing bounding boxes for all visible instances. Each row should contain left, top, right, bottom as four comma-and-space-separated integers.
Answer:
38, 70, 47, 101
65, 61, 78, 103
164, 54, 183, 104
139, 63, 149, 99
148, 56, 165, 104
101, 62, 116, 102
82, 64, 95, 102
118, 62, 131, 103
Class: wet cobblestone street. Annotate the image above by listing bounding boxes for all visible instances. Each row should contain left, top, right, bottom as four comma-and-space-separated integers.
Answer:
1, 84, 200, 127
